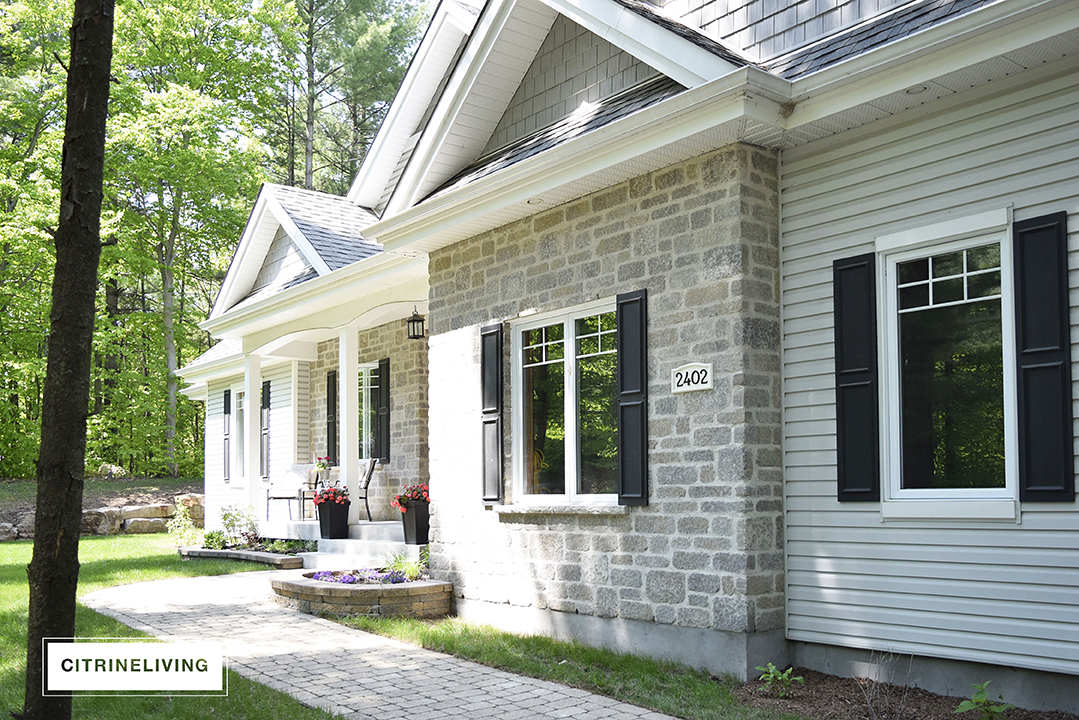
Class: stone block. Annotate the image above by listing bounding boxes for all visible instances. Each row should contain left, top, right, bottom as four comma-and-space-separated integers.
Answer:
122, 504, 174, 519
175, 494, 205, 520
122, 517, 169, 534
0, 523, 16, 542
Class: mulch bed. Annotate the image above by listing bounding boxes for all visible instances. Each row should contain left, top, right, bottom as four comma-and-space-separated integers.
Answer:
734, 669, 1078, 720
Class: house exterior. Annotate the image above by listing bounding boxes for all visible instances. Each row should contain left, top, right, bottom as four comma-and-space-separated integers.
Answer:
180, 0, 1079, 710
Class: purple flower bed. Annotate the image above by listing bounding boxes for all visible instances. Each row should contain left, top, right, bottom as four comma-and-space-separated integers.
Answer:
310, 569, 409, 584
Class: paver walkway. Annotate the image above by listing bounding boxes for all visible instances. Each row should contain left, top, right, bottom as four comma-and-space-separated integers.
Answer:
83, 570, 679, 720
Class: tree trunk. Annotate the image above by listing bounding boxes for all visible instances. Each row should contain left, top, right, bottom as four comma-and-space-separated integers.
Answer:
21, 0, 113, 717
159, 188, 181, 478
304, 3, 316, 189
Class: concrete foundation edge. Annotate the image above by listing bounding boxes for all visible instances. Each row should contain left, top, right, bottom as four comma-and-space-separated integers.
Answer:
793, 641, 1079, 714
453, 596, 787, 681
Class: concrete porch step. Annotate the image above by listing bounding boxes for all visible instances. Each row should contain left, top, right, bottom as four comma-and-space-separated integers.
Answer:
260, 519, 417, 569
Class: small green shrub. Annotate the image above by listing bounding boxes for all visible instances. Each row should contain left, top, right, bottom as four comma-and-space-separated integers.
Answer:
166, 502, 202, 547
384, 549, 427, 581
955, 681, 1014, 720
755, 662, 803, 698
203, 530, 227, 550
220, 504, 258, 547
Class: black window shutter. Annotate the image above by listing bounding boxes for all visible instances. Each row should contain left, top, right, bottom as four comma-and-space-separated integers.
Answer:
1014, 212, 1074, 502
377, 358, 390, 464
326, 370, 338, 465
833, 254, 880, 501
617, 289, 648, 506
480, 323, 503, 503
260, 380, 270, 479
223, 390, 231, 482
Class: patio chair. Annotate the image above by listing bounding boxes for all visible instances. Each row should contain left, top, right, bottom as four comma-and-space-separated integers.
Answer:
356, 458, 376, 522
265, 465, 316, 520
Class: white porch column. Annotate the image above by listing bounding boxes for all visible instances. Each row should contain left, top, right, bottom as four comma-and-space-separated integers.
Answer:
244, 353, 262, 512
338, 329, 361, 524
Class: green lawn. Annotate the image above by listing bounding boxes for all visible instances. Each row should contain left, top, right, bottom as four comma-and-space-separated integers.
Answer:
341, 615, 808, 720
0, 534, 336, 719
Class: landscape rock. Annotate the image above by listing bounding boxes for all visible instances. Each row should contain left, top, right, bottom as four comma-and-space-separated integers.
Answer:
121, 503, 174, 520
174, 494, 205, 519
122, 517, 168, 534
81, 507, 123, 536
15, 511, 34, 539
0, 523, 16, 541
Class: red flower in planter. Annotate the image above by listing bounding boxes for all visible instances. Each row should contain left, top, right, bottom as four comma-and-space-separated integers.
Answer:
392, 484, 430, 513
313, 486, 349, 505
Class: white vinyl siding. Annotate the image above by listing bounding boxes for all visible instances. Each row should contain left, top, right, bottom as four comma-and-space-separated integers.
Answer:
203, 378, 250, 531
262, 362, 295, 485
780, 59, 1079, 675
294, 361, 310, 465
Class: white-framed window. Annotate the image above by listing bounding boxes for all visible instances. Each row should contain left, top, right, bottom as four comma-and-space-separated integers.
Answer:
512, 298, 619, 504
876, 209, 1019, 520
359, 363, 380, 460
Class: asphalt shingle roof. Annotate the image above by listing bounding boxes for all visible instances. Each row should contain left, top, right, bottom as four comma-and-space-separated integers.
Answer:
765, 0, 999, 79
611, 0, 756, 68
266, 184, 381, 271
428, 74, 686, 199
182, 337, 243, 371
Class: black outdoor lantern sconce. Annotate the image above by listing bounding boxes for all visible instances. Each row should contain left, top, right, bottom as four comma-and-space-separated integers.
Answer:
406, 306, 426, 340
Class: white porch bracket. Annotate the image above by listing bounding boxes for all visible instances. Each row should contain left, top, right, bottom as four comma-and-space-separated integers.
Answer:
339, 329, 361, 525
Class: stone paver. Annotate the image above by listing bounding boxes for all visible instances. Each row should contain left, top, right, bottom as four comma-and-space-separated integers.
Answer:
82, 571, 678, 720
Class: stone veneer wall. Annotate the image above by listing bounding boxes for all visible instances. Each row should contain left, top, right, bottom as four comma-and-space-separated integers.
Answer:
308, 321, 429, 521
426, 142, 783, 666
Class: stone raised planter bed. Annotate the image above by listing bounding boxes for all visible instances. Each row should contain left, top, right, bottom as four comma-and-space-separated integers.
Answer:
270, 572, 452, 619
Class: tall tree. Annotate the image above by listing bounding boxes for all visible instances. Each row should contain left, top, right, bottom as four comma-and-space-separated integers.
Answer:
21, 0, 113, 717
287, 0, 422, 192
98, 0, 290, 475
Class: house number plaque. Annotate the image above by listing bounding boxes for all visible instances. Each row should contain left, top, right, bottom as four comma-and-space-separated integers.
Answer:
671, 363, 713, 394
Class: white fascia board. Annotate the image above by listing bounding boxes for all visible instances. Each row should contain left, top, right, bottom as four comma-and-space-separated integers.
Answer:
177, 353, 245, 384
786, 0, 1078, 129
263, 194, 332, 277
545, 0, 737, 87
367, 66, 790, 252
179, 382, 207, 401
346, 6, 473, 207
386, 0, 526, 215
202, 253, 428, 342
210, 187, 272, 320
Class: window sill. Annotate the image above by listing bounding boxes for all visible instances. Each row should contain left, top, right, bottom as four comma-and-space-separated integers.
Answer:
493, 504, 629, 517
881, 499, 1018, 522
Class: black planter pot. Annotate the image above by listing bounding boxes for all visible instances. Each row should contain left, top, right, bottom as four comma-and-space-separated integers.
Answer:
401, 501, 430, 545
318, 500, 350, 539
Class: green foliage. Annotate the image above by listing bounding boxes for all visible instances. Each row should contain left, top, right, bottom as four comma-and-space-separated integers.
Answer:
954, 681, 1014, 720
220, 504, 258, 546
265, 538, 313, 554
384, 549, 426, 581
202, 530, 226, 550
165, 501, 202, 548
0, 0, 422, 477
755, 662, 804, 698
